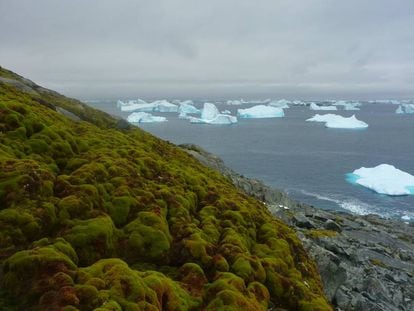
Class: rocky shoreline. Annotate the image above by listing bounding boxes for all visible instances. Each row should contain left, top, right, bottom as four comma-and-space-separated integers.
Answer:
181, 144, 414, 311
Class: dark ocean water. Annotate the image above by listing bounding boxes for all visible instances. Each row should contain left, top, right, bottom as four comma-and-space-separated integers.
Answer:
88, 100, 414, 220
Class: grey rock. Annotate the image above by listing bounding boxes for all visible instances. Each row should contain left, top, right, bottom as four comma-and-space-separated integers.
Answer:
324, 219, 342, 232
292, 213, 316, 229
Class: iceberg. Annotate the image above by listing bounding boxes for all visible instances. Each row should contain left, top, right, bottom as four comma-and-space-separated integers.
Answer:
127, 112, 167, 123
178, 102, 200, 114
310, 103, 338, 111
237, 105, 284, 118
120, 99, 178, 112
333, 100, 361, 111
190, 103, 237, 124
151, 100, 178, 112
221, 110, 231, 114
117, 99, 149, 110
396, 104, 414, 114
306, 114, 368, 129
346, 164, 414, 196
178, 102, 200, 119
227, 100, 242, 105
269, 99, 290, 109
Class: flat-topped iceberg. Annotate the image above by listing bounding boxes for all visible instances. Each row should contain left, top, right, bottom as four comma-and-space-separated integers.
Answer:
237, 105, 284, 118
127, 112, 167, 123
309, 103, 338, 111
190, 103, 237, 124
395, 104, 414, 114
347, 164, 414, 196
120, 99, 178, 112
307, 114, 368, 129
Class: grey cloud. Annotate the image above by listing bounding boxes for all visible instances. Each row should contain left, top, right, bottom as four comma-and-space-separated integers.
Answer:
0, 0, 413, 100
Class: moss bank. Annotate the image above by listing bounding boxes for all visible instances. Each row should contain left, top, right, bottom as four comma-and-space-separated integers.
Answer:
0, 67, 332, 310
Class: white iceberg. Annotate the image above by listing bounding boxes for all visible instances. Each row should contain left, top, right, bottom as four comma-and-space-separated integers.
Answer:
151, 100, 178, 112
127, 112, 167, 123
221, 110, 231, 114
190, 103, 237, 124
347, 164, 414, 196
333, 100, 361, 111
307, 114, 368, 129
269, 99, 290, 109
237, 105, 284, 118
396, 104, 414, 114
178, 102, 200, 119
310, 103, 338, 111
120, 99, 178, 112
117, 99, 149, 110
178, 102, 200, 115
227, 100, 243, 105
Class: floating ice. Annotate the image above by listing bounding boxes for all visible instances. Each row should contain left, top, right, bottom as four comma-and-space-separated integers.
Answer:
309, 103, 338, 111
190, 103, 237, 124
178, 102, 200, 115
334, 100, 361, 111
151, 100, 178, 112
127, 112, 167, 123
120, 99, 178, 112
401, 215, 411, 221
227, 100, 242, 105
237, 105, 284, 118
396, 106, 404, 114
178, 103, 200, 119
307, 114, 368, 129
269, 99, 290, 109
221, 110, 231, 114
395, 104, 414, 114
347, 164, 414, 196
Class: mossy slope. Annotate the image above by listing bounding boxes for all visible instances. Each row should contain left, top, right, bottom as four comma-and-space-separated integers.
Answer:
0, 67, 331, 310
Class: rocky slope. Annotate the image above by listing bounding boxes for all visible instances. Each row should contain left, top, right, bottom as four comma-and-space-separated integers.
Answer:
181, 144, 414, 311
0, 66, 331, 310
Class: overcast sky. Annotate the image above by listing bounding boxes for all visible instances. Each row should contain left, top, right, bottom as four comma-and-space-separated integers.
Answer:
1, 0, 414, 100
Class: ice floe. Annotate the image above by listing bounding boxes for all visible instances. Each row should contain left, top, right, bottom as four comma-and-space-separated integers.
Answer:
306, 114, 368, 129
127, 112, 167, 123
237, 105, 284, 118
347, 164, 414, 196
190, 103, 237, 124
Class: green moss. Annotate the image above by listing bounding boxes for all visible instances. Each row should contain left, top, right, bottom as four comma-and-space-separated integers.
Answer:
305, 229, 338, 239
64, 216, 117, 265
370, 258, 387, 268
0, 68, 331, 310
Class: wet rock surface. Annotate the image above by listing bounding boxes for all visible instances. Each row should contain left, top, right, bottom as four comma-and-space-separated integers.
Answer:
181, 144, 414, 311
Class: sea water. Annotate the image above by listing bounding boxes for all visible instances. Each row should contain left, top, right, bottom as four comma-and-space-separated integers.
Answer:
88, 101, 414, 220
